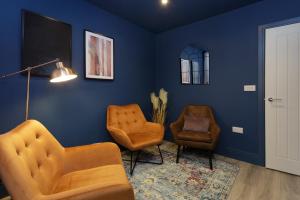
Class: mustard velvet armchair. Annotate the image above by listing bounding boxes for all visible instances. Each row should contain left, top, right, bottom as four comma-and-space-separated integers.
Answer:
107, 104, 164, 175
0, 120, 134, 200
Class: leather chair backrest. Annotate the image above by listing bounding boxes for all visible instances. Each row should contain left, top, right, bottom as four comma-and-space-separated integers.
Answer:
0, 120, 65, 199
185, 105, 212, 117
107, 104, 146, 133
184, 105, 216, 126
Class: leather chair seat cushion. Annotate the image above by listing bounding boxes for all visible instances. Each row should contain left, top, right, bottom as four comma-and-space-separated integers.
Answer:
53, 164, 129, 194
177, 131, 212, 143
127, 131, 162, 150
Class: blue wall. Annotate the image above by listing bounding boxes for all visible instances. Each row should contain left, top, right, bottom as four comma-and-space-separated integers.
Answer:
2, 0, 300, 168
155, 0, 300, 165
0, 0, 155, 147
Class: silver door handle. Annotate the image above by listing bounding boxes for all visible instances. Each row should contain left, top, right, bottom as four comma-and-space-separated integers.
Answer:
267, 97, 282, 102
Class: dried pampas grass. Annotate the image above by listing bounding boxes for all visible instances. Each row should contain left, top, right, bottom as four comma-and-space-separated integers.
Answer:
150, 88, 168, 125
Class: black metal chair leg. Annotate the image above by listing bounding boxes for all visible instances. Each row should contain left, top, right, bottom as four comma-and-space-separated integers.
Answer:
130, 151, 133, 172
130, 151, 141, 175
157, 145, 163, 164
209, 151, 213, 170
176, 145, 181, 163
126, 145, 164, 175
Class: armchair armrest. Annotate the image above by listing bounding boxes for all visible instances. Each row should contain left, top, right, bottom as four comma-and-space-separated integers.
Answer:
37, 183, 134, 200
170, 119, 184, 140
210, 124, 221, 141
143, 122, 164, 141
107, 126, 133, 149
63, 142, 122, 173
170, 120, 182, 132
144, 122, 164, 134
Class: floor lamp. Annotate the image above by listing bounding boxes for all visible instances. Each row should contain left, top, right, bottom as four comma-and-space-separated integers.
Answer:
0, 58, 78, 120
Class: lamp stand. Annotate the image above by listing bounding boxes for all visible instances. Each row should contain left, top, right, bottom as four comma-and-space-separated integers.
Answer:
0, 58, 60, 120
25, 69, 31, 120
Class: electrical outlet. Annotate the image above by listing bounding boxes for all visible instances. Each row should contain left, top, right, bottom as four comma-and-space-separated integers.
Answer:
244, 85, 256, 92
232, 126, 244, 134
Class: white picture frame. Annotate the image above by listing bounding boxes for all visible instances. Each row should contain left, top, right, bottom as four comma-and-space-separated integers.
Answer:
85, 30, 114, 80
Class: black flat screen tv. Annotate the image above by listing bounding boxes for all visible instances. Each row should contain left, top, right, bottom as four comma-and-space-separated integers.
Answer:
21, 10, 72, 77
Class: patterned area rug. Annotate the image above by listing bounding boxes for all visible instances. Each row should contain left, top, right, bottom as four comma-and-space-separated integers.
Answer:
123, 141, 239, 200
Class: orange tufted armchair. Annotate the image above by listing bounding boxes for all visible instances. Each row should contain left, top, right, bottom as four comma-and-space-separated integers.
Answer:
107, 104, 164, 175
0, 120, 134, 200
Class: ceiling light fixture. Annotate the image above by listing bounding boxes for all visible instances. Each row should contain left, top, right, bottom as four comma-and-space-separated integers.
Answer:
161, 0, 169, 6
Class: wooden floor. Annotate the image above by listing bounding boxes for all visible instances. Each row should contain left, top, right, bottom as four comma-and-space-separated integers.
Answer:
227, 158, 300, 200
1, 157, 299, 200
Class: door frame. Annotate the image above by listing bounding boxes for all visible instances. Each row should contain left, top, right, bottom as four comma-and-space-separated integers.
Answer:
258, 17, 300, 166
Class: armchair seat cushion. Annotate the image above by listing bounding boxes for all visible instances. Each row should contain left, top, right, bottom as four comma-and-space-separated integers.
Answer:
53, 164, 129, 194
177, 131, 212, 143
128, 131, 162, 151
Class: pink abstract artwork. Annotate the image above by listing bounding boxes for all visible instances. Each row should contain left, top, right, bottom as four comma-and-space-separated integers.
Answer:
85, 31, 114, 80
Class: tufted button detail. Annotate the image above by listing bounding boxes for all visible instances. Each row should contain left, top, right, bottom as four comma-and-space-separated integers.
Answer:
46, 151, 51, 158
25, 142, 29, 147
30, 171, 34, 178
134, 120, 137, 123
37, 161, 41, 169
36, 134, 40, 139
16, 149, 20, 155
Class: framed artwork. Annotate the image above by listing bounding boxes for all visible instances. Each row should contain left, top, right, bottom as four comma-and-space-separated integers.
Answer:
22, 10, 72, 77
85, 30, 114, 80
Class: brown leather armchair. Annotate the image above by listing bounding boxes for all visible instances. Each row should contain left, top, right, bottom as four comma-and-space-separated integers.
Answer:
0, 120, 134, 200
170, 105, 220, 170
107, 104, 164, 175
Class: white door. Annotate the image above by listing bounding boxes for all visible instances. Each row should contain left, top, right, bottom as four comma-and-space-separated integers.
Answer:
265, 22, 300, 176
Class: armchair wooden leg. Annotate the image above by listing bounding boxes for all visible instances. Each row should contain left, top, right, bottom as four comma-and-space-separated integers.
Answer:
209, 151, 213, 170
176, 145, 181, 163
